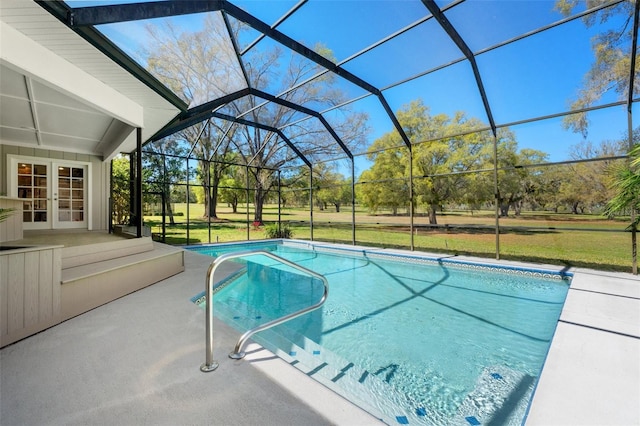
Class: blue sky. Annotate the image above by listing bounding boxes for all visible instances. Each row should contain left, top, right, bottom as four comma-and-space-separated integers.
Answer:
68, 0, 633, 169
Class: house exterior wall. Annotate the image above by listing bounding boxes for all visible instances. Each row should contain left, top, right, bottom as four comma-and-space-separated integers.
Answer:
0, 143, 109, 231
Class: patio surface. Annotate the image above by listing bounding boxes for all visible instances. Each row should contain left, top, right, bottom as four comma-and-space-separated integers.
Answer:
1, 244, 639, 425
9, 229, 128, 247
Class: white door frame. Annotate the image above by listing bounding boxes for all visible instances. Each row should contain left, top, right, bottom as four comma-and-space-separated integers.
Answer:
7, 154, 93, 230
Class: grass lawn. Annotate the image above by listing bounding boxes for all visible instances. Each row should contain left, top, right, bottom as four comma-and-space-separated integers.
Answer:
144, 203, 634, 272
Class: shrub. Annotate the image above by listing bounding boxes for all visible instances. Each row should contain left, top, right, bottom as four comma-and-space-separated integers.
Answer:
264, 223, 293, 239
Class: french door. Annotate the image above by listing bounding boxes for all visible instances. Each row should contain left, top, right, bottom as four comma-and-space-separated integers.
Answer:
12, 156, 89, 230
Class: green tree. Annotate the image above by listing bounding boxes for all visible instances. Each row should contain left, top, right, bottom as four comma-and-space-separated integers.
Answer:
555, 1, 637, 136
533, 165, 565, 212
314, 166, 351, 213
218, 167, 246, 214
280, 167, 311, 208
409, 103, 498, 224
605, 143, 640, 274
143, 139, 186, 225
605, 143, 640, 223
557, 139, 626, 213
358, 137, 409, 215
496, 144, 549, 217
111, 155, 130, 225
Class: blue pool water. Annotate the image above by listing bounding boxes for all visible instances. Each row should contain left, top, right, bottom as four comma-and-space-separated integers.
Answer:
188, 241, 571, 425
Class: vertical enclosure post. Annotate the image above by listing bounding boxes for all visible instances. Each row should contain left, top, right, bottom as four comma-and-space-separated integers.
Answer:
161, 191, 166, 243
108, 159, 113, 234
409, 147, 414, 251
207, 159, 212, 244
278, 170, 282, 235
351, 158, 356, 245
493, 133, 500, 260
627, 0, 639, 274
246, 165, 250, 241
629, 115, 637, 275
309, 165, 314, 241
186, 158, 190, 244
135, 128, 143, 238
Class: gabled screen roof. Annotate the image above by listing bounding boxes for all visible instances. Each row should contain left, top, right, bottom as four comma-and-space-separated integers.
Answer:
49, 0, 638, 166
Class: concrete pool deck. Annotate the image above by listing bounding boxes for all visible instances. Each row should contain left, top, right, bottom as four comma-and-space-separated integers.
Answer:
1, 246, 639, 425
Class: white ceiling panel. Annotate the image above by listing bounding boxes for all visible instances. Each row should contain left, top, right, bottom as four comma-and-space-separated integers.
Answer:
31, 79, 102, 112
41, 132, 101, 153
0, 95, 34, 129
0, 126, 38, 145
36, 103, 112, 141
0, 66, 29, 99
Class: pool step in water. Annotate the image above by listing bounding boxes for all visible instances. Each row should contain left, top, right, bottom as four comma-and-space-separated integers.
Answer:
452, 366, 536, 426
212, 302, 451, 425
259, 326, 443, 425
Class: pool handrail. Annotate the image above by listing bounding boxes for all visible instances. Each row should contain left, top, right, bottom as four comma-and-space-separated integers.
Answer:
200, 249, 329, 372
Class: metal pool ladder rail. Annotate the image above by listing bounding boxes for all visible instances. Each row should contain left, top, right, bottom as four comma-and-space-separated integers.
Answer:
200, 250, 329, 372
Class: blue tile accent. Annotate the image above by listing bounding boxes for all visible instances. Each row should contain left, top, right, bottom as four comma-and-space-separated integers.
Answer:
416, 407, 426, 416
190, 291, 205, 303
313, 350, 321, 355
490, 372, 503, 380
289, 351, 297, 356
255, 315, 262, 319
396, 416, 409, 424
465, 416, 481, 425
233, 316, 241, 320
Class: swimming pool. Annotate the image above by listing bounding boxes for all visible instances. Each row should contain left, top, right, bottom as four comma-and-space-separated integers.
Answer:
188, 240, 571, 425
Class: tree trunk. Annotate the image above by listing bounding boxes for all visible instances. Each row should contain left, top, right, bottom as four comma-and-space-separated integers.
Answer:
428, 203, 438, 224
201, 162, 220, 220
207, 184, 219, 219
254, 187, 265, 223
499, 202, 510, 217
571, 201, 580, 214
163, 184, 176, 225
334, 203, 340, 213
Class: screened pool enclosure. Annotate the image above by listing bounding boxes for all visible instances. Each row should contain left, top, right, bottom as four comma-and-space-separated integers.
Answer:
43, 0, 639, 273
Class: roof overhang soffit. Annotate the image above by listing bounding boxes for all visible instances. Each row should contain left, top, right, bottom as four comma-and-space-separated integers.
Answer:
0, 20, 143, 129
66, 0, 411, 150
35, 0, 188, 113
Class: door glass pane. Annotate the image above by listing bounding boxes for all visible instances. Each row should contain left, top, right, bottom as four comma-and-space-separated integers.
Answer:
57, 166, 85, 224
17, 162, 47, 223
18, 163, 32, 174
